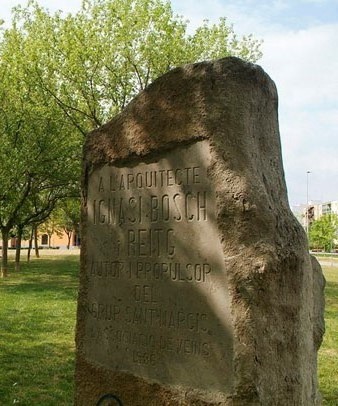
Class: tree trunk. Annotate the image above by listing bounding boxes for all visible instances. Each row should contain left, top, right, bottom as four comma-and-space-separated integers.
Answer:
1, 228, 9, 277
67, 231, 72, 250
34, 224, 40, 258
15, 226, 23, 271
27, 226, 33, 262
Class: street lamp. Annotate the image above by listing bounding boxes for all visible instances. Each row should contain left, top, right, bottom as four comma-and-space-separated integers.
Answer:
306, 171, 311, 236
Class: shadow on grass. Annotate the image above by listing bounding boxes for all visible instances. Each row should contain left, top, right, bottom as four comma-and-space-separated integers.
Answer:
0, 255, 79, 405
0, 256, 79, 299
323, 391, 338, 406
2, 281, 78, 301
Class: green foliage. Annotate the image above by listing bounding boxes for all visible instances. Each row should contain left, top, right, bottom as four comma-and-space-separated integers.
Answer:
0, 16, 82, 228
39, 212, 65, 243
7, 0, 262, 134
309, 214, 338, 252
58, 198, 81, 234
0, 0, 262, 272
187, 17, 262, 62
0, 7, 82, 272
40, 198, 81, 248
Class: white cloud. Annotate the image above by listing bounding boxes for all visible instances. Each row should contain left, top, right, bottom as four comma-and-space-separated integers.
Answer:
259, 22, 338, 204
262, 24, 338, 108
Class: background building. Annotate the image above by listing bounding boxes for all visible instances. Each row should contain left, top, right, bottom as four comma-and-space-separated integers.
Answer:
292, 200, 338, 229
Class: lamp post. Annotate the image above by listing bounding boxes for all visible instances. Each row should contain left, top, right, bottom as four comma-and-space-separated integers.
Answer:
306, 171, 311, 236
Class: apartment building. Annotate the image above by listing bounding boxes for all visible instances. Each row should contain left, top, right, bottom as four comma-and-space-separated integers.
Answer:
295, 200, 338, 229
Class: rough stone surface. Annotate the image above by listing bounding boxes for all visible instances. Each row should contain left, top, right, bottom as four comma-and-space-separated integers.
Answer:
75, 57, 325, 405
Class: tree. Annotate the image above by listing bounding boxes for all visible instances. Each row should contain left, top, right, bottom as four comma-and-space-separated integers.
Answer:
0, 0, 262, 276
309, 214, 338, 252
39, 213, 64, 249
58, 198, 81, 249
0, 21, 81, 276
39, 198, 81, 249
12, 188, 71, 269
11, 0, 262, 135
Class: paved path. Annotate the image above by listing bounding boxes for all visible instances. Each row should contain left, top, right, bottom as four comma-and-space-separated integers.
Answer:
316, 259, 338, 267
6, 248, 80, 258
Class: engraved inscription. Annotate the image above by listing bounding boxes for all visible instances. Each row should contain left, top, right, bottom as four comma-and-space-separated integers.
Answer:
89, 260, 211, 282
84, 141, 233, 391
92, 191, 207, 225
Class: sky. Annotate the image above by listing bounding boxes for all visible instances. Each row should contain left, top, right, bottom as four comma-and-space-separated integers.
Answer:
1, 0, 338, 208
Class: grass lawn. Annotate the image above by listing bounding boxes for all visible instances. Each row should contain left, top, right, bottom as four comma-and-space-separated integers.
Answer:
0, 254, 79, 405
0, 253, 337, 404
318, 260, 338, 405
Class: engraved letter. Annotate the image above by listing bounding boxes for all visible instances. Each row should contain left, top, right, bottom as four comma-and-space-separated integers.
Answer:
174, 168, 183, 185
193, 166, 200, 184
150, 196, 159, 222
173, 193, 182, 221
127, 173, 134, 189
98, 199, 106, 224
197, 191, 207, 221
98, 176, 104, 192
185, 193, 194, 221
166, 229, 175, 257
138, 229, 148, 256
128, 230, 136, 256
136, 173, 143, 188
161, 194, 170, 221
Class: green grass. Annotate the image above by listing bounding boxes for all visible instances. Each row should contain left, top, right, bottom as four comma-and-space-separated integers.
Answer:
0, 255, 337, 404
0, 255, 79, 405
318, 263, 338, 405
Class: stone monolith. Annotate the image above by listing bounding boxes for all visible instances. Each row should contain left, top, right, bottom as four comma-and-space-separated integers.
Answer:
75, 57, 325, 405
